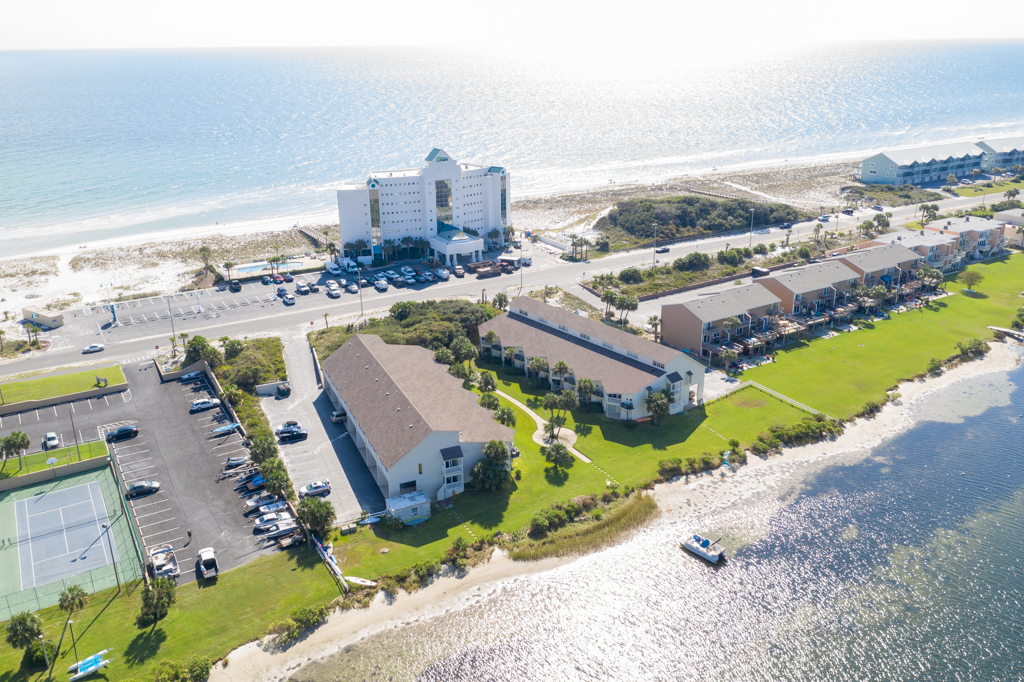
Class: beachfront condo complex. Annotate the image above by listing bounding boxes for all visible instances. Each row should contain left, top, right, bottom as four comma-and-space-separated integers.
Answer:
336, 148, 509, 265
860, 137, 1024, 185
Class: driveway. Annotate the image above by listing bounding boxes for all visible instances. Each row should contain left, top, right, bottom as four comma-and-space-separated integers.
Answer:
264, 336, 385, 524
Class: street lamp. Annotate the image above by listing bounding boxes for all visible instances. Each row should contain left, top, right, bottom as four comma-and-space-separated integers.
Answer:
165, 295, 176, 354
651, 222, 658, 269
68, 620, 78, 661
39, 634, 49, 669
101, 523, 121, 591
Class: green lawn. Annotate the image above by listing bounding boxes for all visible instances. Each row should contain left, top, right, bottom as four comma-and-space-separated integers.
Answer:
0, 549, 339, 682
954, 178, 1024, 198
572, 387, 811, 487
480, 360, 813, 488
743, 254, 1024, 417
0, 366, 126, 404
0, 440, 108, 480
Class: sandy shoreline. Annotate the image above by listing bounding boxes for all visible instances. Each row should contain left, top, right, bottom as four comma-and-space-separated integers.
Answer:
208, 342, 1021, 682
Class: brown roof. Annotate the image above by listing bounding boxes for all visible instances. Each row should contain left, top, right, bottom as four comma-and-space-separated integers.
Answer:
510, 296, 680, 364
320, 335, 512, 469
479, 313, 666, 395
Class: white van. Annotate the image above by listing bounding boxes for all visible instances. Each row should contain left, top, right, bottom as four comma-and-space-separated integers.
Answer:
325, 261, 342, 276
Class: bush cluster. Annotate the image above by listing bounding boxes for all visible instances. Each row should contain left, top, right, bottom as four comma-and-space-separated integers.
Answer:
153, 656, 211, 682
750, 415, 844, 453
23, 639, 58, 670
607, 196, 808, 240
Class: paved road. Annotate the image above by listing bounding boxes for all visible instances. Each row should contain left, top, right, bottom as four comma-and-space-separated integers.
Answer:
1, 188, 1003, 379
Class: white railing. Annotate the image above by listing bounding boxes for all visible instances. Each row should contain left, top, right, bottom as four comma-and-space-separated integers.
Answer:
705, 381, 829, 419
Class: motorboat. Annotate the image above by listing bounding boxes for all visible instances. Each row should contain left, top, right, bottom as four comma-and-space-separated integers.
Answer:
681, 534, 725, 563
149, 544, 180, 578
259, 500, 288, 514
245, 492, 279, 509
255, 511, 293, 530
265, 521, 300, 539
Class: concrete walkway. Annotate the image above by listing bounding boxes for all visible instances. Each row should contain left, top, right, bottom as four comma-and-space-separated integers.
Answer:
494, 389, 592, 463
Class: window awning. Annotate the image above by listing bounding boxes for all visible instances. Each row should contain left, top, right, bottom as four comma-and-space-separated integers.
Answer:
440, 445, 464, 461
880, 275, 893, 283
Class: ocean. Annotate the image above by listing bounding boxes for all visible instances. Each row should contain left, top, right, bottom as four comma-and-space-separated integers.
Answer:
3, 41, 1024, 256
293, 354, 1024, 682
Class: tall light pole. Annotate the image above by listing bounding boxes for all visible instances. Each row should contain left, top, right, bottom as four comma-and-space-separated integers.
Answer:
749, 208, 755, 248
651, 222, 658, 269
102, 523, 121, 592
69, 407, 81, 461
39, 634, 49, 669
165, 295, 176, 352
68, 620, 78, 661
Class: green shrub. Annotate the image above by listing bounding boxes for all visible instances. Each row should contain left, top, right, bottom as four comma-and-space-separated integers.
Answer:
530, 513, 550, 535
266, 619, 300, 643
618, 267, 643, 284
658, 457, 684, 479
291, 603, 330, 629
926, 357, 943, 376
412, 561, 441, 579
23, 639, 57, 669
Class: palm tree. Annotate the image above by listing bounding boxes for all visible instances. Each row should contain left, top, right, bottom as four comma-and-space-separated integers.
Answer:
645, 389, 671, 426
483, 330, 498, 345
617, 295, 639, 329
58, 584, 88, 657
494, 406, 516, 428
971, 168, 981, 181
719, 348, 739, 374
223, 262, 235, 280
647, 315, 661, 342
478, 371, 497, 394
528, 357, 548, 386
1006, 188, 1020, 200
198, 246, 212, 275
401, 236, 414, 259
722, 316, 742, 341
493, 292, 509, 311
5, 610, 42, 650
577, 378, 595, 411
601, 289, 619, 318
551, 360, 570, 388
323, 312, 330, 329
179, 332, 189, 350
785, 229, 793, 248
0, 329, 5, 352
504, 347, 516, 366
5, 431, 30, 470
812, 223, 823, 251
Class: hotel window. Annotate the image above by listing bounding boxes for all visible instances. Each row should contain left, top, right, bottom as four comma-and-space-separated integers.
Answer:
558, 325, 568, 332
603, 342, 614, 350
581, 333, 590, 340
654, 361, 665, 369
500, 175, 508, 226
369, 189, 381, 246
627, 351, 639, 360
435, 179, 453, 226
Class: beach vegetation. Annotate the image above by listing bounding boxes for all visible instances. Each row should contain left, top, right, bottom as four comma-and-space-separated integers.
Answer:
843, 183, 944, 207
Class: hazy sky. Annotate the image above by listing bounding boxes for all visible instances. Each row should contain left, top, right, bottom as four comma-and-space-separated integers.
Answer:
5, 0, 1024, 52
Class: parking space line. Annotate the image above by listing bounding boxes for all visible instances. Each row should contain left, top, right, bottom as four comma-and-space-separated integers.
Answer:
131, 498, 167, 510
115, 451, 151, 460
142, 527, 180, 540
215, 448, 248, 458
138, 517, 175, 529
120, 456, 152, 465
122, 465, 156, 475
124, 472, 158, 483
135, 507, 172, 520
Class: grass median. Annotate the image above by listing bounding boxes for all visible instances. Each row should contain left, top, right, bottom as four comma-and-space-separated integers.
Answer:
0, 440, 108, 480
0, 366, 126, 404
743, 253, 1024, 417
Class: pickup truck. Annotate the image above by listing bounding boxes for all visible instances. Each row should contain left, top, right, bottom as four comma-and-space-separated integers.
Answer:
453, 265, 465, 277
198, 547, 219, 579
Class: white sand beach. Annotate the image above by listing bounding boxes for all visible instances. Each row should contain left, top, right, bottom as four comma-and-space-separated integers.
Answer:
209, 342, 1021, 682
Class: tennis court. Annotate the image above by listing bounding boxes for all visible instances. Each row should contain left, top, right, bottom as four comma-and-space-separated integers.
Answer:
14, 482, 120, 590
0, 467, 144, 621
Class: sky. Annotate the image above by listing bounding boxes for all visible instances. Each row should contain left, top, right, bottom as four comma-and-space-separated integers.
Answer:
5, 0, 1024, 53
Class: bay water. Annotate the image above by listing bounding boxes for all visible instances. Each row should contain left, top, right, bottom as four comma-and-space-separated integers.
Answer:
4, 41, 1024, 255
294, 354, 1024, 681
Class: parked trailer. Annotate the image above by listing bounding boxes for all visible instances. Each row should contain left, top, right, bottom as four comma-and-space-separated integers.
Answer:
476, 267, 501, 278
466, 261, 494, 273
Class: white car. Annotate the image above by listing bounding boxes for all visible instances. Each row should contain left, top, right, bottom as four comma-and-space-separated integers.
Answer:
326, 287, 341, 298
434, 269, 449, 280
423, 272, 436, 282
374, 279, 389, 292
198, 547, 219, 578
44, 432, 60, 450
400, 266, 415, 277
190, 398, 221, 412
82, 343, 105, 354
283, 294, 296, 305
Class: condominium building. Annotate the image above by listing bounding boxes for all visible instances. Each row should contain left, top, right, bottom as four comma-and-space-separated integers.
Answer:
321, 335, 513, 501
860, 142, 985, 186
336, 148, 509, 265
757, 261, 861, 317
865, 231, 965, 272
661, 285, 781, 358
924, 216, 1008, 261
976, 137, 1024, 171
478, 297, 706, 419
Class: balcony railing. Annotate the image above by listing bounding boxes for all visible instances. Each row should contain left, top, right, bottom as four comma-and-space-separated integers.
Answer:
444, 464, 463, 476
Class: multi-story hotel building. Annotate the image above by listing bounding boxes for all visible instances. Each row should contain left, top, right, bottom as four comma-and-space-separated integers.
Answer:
336, 148, 509, 265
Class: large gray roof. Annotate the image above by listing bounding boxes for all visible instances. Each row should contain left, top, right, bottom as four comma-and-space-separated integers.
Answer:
877, 142, 985, 166
479, 313, 668, 395
929, 216, 1000, 234
510, 296, 680, 364
673, 284, 780, 323
760, 261, 860, 293
836, 244, 921, 273
321, 335, 512, 470
870, 231, 958, 249
976, 137, 1024, 154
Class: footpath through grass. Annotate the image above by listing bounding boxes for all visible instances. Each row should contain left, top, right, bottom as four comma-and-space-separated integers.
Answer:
0, 441, 108, 480
744, 254, 1024, 417
0, 366, 126, 404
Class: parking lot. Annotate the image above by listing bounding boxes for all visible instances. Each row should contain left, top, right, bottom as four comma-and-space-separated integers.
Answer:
0, 361, 278, 584
263, 338, 385, 523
